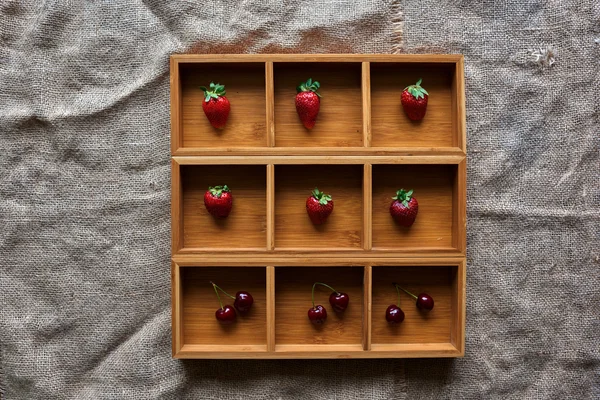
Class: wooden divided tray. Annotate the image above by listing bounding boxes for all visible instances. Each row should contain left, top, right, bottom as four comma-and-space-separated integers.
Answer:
170, 54, 466, 359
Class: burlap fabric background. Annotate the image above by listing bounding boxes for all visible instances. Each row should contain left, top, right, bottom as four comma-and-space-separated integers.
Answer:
1, 0, 598, 399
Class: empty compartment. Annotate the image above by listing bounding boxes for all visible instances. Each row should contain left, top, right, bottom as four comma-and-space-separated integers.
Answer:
181, 165, 267, 250
181, 267, 267, 350
275, 266, 364, 350
372, 164, 455, 251
371, 266, 458, 348
180, 63, 267, 148
273, 62, 363, 147
370, 63, 456, 148
275, 165, 363, 250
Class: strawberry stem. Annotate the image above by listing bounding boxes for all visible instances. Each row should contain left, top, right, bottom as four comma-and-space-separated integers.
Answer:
312, 187, 332, 205
392, 189, 414, 208
200, 82, 227, 103
209, 185, 230, 198
297, 78, 322, 98
393, 283, 418, 300
404, 79, 429, 100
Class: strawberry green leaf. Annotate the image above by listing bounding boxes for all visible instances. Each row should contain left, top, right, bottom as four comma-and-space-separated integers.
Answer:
312, 187, 332, 205
297, 78, 322, 97
208, 185, 230, 197
404, 79, 428, 100
201, 82, 227, 101
393, 188, 414, 205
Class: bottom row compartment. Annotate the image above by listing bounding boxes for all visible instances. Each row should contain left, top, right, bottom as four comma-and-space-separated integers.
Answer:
176, 262, 464, 357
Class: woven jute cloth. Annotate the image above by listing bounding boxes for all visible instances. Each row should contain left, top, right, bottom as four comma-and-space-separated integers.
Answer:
1, 0, 598, 399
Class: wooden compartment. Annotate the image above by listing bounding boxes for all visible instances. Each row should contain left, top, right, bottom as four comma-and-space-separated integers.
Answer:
177, 163, 267, 251
176, 266, 267, 353
171, 54, 467, 359
273, 62, 363, 147
372, 164, 461, 252
274, 266, 365, 352
177, 62, 267, 151
371, 263, 464, 355
274, 164, 364, 250
370, 62, 461, 149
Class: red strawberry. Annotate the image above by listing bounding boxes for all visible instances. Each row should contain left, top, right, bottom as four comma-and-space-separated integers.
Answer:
204, 185, 232, 218
295, 78, 321, 129
306, 187, 333, 225
401, 78, 429, 121
390, 189, 418, 227
200, 82, 230, 129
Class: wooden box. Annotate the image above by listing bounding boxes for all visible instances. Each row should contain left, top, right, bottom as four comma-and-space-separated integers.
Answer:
171, 54, 466, 359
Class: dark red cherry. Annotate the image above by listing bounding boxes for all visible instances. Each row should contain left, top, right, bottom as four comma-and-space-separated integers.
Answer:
385, 305, 405, 324
416, 293, 434, 311
234, 291, 254, 313
308, 305, 327, 325
215, 305, 236, 324
329, 292, 349, 312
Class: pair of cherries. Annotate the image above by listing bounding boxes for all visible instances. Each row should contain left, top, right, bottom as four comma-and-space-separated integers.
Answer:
386, 283, 434, 324
211, 281, 254, 324
308, 282, 349, 325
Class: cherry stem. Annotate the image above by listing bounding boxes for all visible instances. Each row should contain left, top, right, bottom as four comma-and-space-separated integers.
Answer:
211, 282, 224, 309
312, 282, 339, 309
393, 283, 401, 306
393, 282, 417, 300
210, 281, 235, 300
314, 282, 339, 294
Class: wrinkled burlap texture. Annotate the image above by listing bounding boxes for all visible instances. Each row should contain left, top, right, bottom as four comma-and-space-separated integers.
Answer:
0, 0, 598, 399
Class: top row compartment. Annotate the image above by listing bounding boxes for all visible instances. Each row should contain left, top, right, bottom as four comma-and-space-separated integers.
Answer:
171, 55, 465, 154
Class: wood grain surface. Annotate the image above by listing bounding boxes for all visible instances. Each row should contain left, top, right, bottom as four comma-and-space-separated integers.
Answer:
371, 266, 456, 345
181, 63, 267, 148
275, 266, 364, 346
181, 165, 266, 249
274, 165, 363, 249
273, 63, 363, 147
372, 164, 455, 250
171, 54, 467, 358
181, 267, 267, 346
370, 63, 454, 148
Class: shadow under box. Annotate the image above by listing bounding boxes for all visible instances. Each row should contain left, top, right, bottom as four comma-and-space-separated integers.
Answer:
370, 63, 455, 148
273, 62, 363, 147
371, 266, 457, 347
275, 266, 364, 351
181, 165, 267, 250
181, 267, 267, 350
372, 164, 456, 251
274, 164, 363, 250
179, 62, 267, 148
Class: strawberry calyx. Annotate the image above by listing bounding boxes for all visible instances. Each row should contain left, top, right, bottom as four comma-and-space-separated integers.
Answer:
208, 185, 230, 198
311, 187, 332, 205
392, 189, 414, 208
404, 78, 429, 100
297, 78, 322, 98
200, 82, 226, 103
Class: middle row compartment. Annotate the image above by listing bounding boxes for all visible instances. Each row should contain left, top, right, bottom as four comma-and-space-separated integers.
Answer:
175, 161, 462, 253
